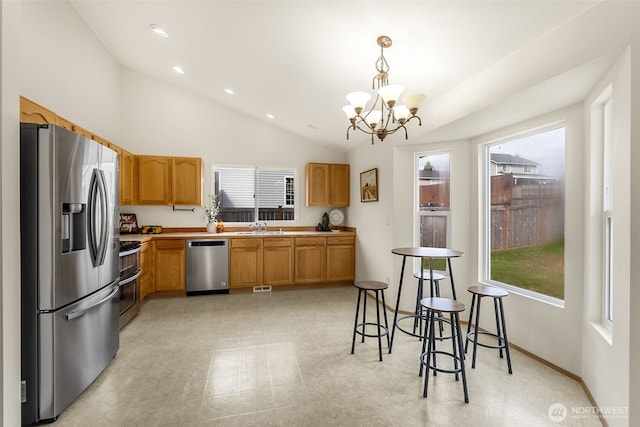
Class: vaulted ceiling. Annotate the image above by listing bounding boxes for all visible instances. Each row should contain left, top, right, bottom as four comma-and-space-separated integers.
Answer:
71, 1, 620, 151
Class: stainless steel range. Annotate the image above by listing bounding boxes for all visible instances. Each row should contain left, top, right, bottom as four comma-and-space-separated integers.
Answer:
119, 241, 141, 329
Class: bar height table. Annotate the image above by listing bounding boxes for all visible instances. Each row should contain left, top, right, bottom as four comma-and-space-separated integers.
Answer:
389, 247, 464, 353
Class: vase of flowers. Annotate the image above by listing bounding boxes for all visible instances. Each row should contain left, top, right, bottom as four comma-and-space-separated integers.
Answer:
203, 193, 220, 233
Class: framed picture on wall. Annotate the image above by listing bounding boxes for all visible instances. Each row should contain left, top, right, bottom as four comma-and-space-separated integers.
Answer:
360, 168, 378, 202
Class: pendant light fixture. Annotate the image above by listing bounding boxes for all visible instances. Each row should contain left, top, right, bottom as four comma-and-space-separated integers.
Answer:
343, 35, 425, 144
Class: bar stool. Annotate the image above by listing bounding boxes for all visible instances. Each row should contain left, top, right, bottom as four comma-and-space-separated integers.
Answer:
419, 297, 469, 403
412, 270, 446, 335
464, 285, 512, 374
351, 281, 390, 362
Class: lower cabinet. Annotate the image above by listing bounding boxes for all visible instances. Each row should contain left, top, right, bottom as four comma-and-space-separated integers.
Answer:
227, 234, 356, 290
294, 237, 326, 284
139, 240, 152, 301
326, 235, 356, 282
263, 238, 294, 286
230, 238, 263, 289
153, 239, 185, 294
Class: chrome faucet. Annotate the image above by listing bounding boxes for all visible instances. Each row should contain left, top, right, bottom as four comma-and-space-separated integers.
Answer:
249, 222, 268, 233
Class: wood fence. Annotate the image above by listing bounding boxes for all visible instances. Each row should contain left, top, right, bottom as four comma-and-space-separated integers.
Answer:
490, 200, 564, 250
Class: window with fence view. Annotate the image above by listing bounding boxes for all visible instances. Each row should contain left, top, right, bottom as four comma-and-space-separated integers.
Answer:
416, 152, 451, 272
212, 166, 296, 223
486, 126, 565, 301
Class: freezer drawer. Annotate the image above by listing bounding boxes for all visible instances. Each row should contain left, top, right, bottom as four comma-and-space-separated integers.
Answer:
186, 239, 229, 295
34, 282, 119, 423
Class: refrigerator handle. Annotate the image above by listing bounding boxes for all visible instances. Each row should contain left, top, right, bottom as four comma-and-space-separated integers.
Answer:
95, 169, 109, 266
87, 169, 99, 266
65, 285, 119, 321
87, 169, 109, 267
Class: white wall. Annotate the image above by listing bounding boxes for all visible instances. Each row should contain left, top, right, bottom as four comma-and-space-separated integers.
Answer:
582, 48, 632, 426
628, 4, 640, 422
118, 69, 346, 228
2, 2, 23, 425
19, 0, 122, 141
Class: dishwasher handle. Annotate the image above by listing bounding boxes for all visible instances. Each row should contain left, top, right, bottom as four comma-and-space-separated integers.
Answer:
188, 240, 227, 247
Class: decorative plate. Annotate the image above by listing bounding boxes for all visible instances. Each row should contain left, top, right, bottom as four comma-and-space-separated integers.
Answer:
329, 209, 344, 226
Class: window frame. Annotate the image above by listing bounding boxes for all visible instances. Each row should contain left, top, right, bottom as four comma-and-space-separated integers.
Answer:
211, 164, 298, 224
414, 150, 452, 275
481, 123, 566, 307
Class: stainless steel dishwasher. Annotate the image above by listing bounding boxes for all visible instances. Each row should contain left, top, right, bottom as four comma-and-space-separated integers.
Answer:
186, 239, 229, 295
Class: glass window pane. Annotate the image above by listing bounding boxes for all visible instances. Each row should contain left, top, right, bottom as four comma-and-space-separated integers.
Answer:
257, 169, 295, 221
486, 127, 565, 300
417, 153, 451, 271
212, 166, 296, 223
214, 167, 255, 223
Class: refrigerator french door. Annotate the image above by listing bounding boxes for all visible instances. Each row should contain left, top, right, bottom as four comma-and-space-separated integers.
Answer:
20, 123, 120, 425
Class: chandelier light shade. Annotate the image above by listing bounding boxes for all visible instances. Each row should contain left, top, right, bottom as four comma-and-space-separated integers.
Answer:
343, 35, 425, 144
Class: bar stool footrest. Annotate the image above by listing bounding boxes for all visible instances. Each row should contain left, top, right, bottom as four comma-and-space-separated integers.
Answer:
420, 350, 464, 375
466, 330, 507, 350
355, 323, 389, 339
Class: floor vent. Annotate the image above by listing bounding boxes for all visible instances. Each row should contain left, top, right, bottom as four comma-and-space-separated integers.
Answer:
253, 286, 272, 293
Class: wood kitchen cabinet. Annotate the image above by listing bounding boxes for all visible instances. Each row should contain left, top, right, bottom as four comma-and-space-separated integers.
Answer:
137, 156, 172, 205
294, 236, 326, 284
172, 157, 203, 205
305, 163, 350, 207
119, 150, 135, 205
139, 241, 152, 301
136, 155, 203, 205
263, 238, 294, 286
105, 143, 134, 205
326, 235, 356, 282
153, 239, 185, 294
230, 238, 263, 289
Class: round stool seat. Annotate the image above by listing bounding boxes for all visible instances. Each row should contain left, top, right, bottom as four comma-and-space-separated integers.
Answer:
467, 284, 508, 298
413, 271, 446, 281
354, 280, 388, 291
420, 297, 465, 314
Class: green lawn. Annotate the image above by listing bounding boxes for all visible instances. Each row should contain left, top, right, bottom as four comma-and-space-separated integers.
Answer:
490, 239, 565, 299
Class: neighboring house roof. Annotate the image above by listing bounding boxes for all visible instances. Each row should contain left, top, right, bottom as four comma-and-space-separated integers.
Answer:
490, 153, 539, 166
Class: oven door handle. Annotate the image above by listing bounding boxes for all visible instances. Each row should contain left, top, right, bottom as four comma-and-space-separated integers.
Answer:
119, 247, 141, 257
119, 270, 142, 286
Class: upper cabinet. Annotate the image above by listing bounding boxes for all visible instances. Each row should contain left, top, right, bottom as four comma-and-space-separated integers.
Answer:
305, 163, 350, 207
19, 97, 204, 207
119, 150, 135, 205
137, 155, 203, 206
172, 157, 203, 205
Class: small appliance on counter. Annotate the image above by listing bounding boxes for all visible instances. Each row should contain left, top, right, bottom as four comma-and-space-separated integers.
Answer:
140, 225, 163, 234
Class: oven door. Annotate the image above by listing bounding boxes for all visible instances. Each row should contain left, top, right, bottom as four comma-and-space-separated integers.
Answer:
119, 247, 140, 279
119, 270, 140, 315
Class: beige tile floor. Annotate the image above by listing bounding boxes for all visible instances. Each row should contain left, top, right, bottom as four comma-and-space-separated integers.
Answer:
57, 286, 603, 426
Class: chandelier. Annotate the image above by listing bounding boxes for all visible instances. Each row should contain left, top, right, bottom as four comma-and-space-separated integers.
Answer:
342, 35, 425, 144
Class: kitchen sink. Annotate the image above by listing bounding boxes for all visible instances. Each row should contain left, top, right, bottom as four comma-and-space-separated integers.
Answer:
232, 231, 286, 235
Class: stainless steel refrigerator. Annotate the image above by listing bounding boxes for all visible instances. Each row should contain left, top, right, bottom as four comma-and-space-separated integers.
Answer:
20, 123, 120, 425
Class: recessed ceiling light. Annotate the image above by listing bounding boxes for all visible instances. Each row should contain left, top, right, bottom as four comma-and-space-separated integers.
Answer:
173, 65, 184, 74
224, 88, 234, 95
150, 24, 168, 38
266, 113, 275, 119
